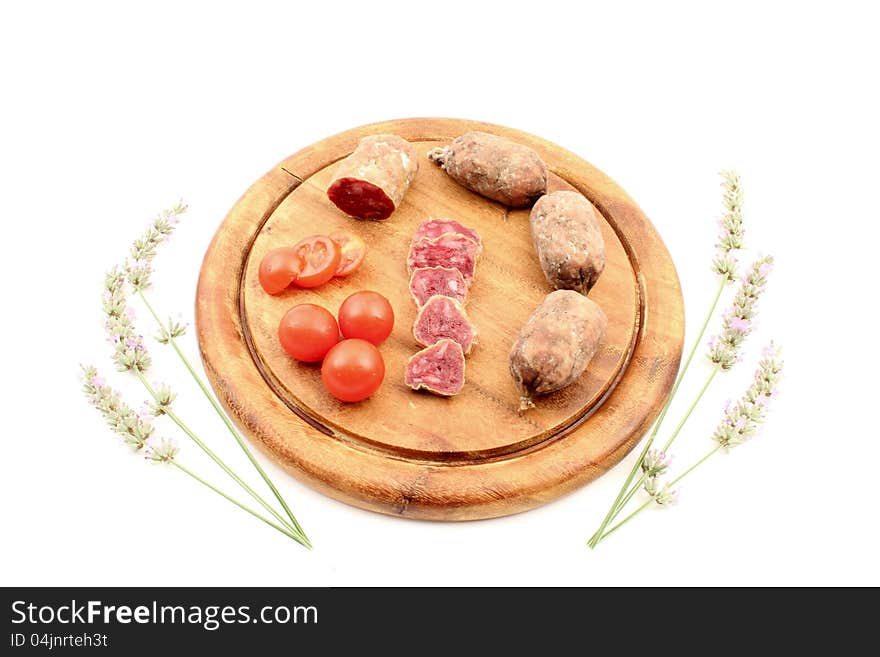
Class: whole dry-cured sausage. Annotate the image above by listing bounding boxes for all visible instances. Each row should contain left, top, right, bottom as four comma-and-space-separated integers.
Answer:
509, 289, 607, 410
327, 134, 418, 220
428, 131, 547, 207
530, 190, 606, 294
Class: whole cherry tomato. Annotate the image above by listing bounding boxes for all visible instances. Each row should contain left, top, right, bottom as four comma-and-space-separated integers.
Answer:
278, 303, 339, 363
337, 290, 394, 345
321, 338, 385, 402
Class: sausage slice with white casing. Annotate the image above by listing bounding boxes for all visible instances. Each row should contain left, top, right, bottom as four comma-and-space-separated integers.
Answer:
409, 266, 468, 307
405, 339, 466, 397
411, 218, 482, 254
407, 233, 480, 285
412, 295, 477, 355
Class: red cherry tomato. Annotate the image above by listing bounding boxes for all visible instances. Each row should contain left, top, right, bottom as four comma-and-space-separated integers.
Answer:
329, 230, 367, 277
321, 339, 385, 402
291, 235, 341, 288
337, 291, 394, 345
258, 247, 299, 295
278, 304, 339, 363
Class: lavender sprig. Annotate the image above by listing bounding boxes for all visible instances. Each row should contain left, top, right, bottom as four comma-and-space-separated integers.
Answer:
82, 366, 307, 544
97, 265, 309, 546
597, 345, 783, 544
126, 201, 186, 293
589, 171, 748, 548
82, 365, 153, 449
124, 203, 308, 542
708, 256, 773, 370
711, 170, 744, 280
86, 203, 310, 547
651, 253, 773, 458
103, 267, 152, 373
713, 343, 783, 448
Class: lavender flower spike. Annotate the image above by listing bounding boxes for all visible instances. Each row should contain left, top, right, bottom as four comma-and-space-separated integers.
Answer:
713, 343, 783, 448
708, 255, 773, 370
711, 171, 745, 280
81, 365, 155, 449
127, 201, 188, 292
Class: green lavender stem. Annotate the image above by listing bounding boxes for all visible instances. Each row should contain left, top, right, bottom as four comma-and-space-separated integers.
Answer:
591, 364, 720, 547
596, 497, 653, 543
662, 366, 719, 452
137, 290, 309, 543
170, 461, 309, 547
614, 472, 648, 517
134, 369, 310, 547
596, 445, 722, 544
650, 279, 728, 452
588, 277, 727, 547
668, 445, 722, 487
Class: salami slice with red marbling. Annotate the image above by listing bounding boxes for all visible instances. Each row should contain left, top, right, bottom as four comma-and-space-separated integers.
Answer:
412, 295, 477, 354
404, 339, 466, 397
411, 218, 482, 254
327, 134, 418, 221
408, 266, 468, 307
406, 233, 480, 285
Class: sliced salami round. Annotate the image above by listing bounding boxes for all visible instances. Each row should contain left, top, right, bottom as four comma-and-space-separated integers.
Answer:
409, 266, 468, 307
406, 233, 480, 284
404, 339, 466, 397
411, 218, 482, 254
412, 295, 477, 354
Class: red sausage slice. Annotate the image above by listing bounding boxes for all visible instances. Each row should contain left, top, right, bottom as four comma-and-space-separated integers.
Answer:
406, 233, 480, 284
409, 266, 468, 307
328, 178, 396, 221
404, 339, 466, 397
411, 218, 482, 254
412, 295, 477, 354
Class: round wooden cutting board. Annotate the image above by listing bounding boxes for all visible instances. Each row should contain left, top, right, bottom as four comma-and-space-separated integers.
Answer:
196, 118, 684, 520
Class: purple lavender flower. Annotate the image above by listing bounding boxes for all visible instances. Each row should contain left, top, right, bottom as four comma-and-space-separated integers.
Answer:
713, 343, 783, 448
711, 171, 745, 280
708, 255, 773, 370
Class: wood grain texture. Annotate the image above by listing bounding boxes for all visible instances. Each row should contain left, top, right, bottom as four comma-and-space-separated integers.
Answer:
196, 118, 684, 520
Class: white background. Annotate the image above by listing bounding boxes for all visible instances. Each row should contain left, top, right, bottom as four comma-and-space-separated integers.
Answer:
2, 1, 878, 586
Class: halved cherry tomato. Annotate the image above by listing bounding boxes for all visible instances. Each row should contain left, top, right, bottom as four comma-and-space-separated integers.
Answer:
278, 304, 339, 362
338, 290, 394, 345
321, 338, 385, 402
258, 247, 299, 295
291, 235, 341, 288
329, 230, 367, 277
